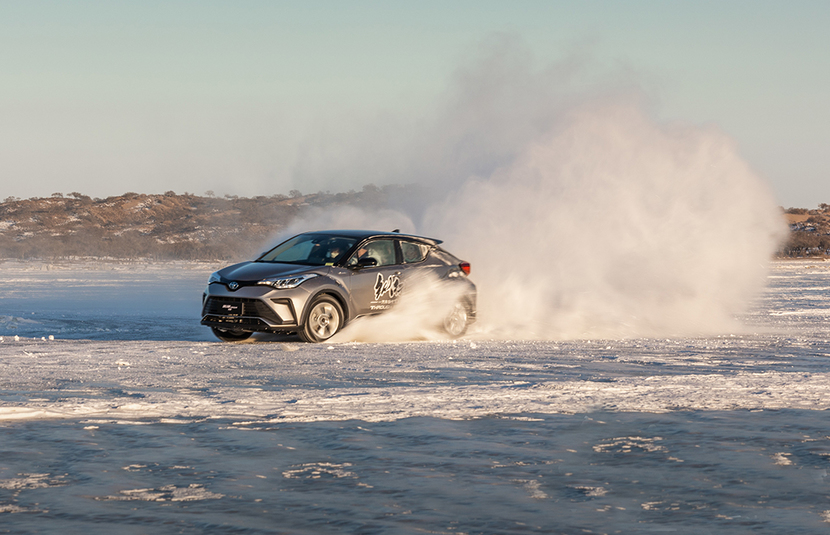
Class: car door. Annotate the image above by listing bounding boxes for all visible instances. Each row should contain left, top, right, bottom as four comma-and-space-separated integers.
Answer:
345, 239, 403, 316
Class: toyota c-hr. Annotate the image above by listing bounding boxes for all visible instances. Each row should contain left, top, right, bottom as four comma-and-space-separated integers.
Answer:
201, 230, 476, 342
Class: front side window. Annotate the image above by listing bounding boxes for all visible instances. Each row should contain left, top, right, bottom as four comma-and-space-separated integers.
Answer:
259, 235, 356, 265
347, 239, 397, 267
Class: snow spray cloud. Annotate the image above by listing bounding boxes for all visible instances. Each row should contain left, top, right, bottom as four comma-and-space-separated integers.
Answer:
427, 102, 786, 338
331, 271, 469, 342
291, 36, 787, 339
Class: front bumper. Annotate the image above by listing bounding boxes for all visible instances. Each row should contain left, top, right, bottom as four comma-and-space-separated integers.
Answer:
201, 295, 298, 332
201, 283, 308, 333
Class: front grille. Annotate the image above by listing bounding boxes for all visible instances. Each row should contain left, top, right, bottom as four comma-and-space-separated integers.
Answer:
202, 297, 283, 325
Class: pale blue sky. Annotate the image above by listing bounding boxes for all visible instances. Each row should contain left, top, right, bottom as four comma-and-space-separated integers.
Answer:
1, 1, 828, 206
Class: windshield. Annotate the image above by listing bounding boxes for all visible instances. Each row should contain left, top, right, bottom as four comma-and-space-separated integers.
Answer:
257, 234, 357, 265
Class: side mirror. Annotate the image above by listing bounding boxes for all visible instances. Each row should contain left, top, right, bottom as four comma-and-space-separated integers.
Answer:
355, 257, 378, 268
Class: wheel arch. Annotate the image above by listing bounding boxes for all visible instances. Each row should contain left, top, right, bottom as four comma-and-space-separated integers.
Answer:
302, 289, 350, 327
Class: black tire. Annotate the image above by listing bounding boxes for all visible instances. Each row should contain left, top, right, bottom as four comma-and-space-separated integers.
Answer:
443, 301, 469, 338
299, 295, 344, 343
211, 327, 253, 342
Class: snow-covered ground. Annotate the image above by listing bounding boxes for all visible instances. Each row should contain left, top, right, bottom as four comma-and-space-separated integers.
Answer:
1, 259, 830, 533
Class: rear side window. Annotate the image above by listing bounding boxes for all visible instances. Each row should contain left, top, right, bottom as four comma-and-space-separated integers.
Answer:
401, 241, 428, 263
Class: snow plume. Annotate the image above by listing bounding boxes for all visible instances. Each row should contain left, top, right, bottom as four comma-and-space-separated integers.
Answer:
332, 272, 468, 343
293, 37, 787, 339
427, 103, 786, 338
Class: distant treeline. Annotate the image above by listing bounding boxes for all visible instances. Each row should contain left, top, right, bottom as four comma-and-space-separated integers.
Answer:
0, 187, 827, 260
0, 185, 417, 261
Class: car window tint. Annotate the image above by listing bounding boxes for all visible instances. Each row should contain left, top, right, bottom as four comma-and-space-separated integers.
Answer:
401, 241, 428, 263
349, 239, 397, 267
260, 235, 356, 265
270, 237, 314, 263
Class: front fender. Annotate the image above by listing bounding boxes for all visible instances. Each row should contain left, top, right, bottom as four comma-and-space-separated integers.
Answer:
290, 276, 351, 327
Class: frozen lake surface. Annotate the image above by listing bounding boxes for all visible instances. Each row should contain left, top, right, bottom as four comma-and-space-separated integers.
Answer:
1, 259, 830, 534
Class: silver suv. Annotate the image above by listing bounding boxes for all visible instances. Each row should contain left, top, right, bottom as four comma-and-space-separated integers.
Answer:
201, 230, 476, 342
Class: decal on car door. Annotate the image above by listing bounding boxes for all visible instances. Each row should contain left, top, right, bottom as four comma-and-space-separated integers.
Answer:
373, 272, 402, 301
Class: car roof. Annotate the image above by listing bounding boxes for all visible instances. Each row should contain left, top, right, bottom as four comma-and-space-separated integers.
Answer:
302, 229, 443, 245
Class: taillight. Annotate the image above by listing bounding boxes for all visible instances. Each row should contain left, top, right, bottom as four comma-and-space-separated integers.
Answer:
459, 262, 471, 276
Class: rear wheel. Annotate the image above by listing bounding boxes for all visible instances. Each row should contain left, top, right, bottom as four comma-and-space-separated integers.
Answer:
443, 301, 469, 338
299, 295, 343, 343
211, 327, 253, 342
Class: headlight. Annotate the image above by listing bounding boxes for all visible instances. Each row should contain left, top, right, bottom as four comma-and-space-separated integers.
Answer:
208, 272, 221, 284
257, 273, 318, 289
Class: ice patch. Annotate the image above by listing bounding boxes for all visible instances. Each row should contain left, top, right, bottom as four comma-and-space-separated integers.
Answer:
571, 485, 607, 498
0, 315, 40, 327
98, 484, 224, 502
593, 436, 667, 454
770, 309, 830, 317
0, 504, 29, 513
282, 462, 357, 480
772, 452, 793, 466
0, 473, 66, 490
517, 479, 548, 499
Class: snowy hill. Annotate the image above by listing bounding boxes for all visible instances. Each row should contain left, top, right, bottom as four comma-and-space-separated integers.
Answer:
782, 204, 830, 256
0, 189, 826, 260
0, 186, 403, 260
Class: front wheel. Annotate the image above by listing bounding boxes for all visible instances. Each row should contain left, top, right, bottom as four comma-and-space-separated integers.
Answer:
211, 327, 253, 342
443, 301, 469, 338
299, 295, 344, 343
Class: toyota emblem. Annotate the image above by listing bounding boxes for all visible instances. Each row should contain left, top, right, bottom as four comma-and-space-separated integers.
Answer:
228, 281, 239, 291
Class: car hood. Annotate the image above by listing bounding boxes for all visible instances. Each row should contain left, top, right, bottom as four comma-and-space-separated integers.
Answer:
218, 262, 323, 281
